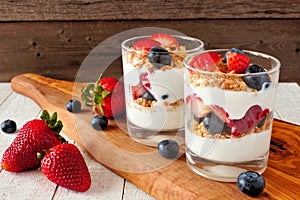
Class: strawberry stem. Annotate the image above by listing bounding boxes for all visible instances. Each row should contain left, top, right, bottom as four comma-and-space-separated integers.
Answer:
40, 110, 65, 142
81, 74, 112, 116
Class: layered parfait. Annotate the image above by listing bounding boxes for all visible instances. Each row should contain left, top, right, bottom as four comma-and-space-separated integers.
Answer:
121, 33, 203, 145
184, 48, 280, 180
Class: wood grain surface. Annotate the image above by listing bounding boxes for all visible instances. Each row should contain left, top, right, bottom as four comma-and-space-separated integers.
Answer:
10, 73, 300, 200
1, 20, 300, 84
1, 0, 300, 21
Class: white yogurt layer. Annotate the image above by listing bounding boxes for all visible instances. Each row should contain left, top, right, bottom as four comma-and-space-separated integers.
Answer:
126, 100, 184, 130
185, 128, 272, 162
123, 63, 185, 130
187, 84, 277, 119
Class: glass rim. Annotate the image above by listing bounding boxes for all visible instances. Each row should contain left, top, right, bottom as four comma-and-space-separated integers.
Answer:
184, 49, 281, 76
121, 35, 205, 53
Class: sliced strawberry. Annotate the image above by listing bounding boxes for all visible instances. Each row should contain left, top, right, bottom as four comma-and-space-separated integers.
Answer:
140, 72, 150, 90
131, 84, 146, 99
211, 105, 233, 126
190, 52, 222, 72
132, 39, 161, 51
226, 51, 250, 74
149, 33, 179, 48
190, 94, 212, 118
231, 105, 269, 137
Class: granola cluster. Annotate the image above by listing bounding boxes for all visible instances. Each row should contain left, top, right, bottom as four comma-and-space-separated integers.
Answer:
134, 98, 156, 108
188, 72, 249, 91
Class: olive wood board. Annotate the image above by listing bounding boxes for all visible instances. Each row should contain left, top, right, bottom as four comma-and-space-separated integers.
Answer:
11, 73, 300, 200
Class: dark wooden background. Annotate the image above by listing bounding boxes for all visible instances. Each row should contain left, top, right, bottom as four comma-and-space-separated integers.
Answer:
1, 0, 300, 84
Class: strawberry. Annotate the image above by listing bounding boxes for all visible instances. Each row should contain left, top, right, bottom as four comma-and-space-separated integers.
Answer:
231, 105, 269, 137
188, 94, 212, 118
190, 52, 222, 72
131, 72, 151, 99
132, 39, 161, 51
140, 72, 150, 90
211, 105, 233, 126
81, 75, 125, 118
226, 50, 250, 74
132, 85, 146, 99
40, 143, 91, 192
149, 33, 179, 48
1, 111, 64, 172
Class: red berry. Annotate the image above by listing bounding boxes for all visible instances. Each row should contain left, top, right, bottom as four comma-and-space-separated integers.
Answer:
188, 94, 212, 118
41, 143, 91, 192
81, 76, 126, 118
1, 111, 64, 172
190, 52, 222, 72
211, 105, 233, 126
132, 85, 146, 99
226, 52, 250, 74
149, 33, 179, 48
132, 39, 161, 51
231, 105, 269, 137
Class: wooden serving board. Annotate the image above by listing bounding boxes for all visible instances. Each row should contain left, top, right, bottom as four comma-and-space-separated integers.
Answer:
11, 73, 300, 199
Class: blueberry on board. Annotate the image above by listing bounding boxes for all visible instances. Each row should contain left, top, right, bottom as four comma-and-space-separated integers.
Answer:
242, 65, 271, 91
1, 119, 17, 133
141, 92, 156, 101
237, 171, 265, 197
158, 140, 179, 159
66, 99, 81, 113
223, 48, 245, 63
203, 112, 226, 135
148, 46, 172, 68
90, 115, 108, 130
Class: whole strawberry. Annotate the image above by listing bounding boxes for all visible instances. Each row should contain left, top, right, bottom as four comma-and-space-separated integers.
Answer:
40, 143, 91, 192
225, 48, 250, 74
1, 111, 64, 172
81, 75, 125, 118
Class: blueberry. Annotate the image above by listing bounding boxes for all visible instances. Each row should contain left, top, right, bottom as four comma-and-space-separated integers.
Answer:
237, 171, 265, 197
242, 65, 271, 91
161, 94, 169, 100
158, 140, 179, 159
141, 92, 156, 101
90, 115, 108, 130
66, 99, 81, 113
1, 119, 17, 133
224, 48, 245, 63
148, 46, 172, 68
203, 112, 226, 135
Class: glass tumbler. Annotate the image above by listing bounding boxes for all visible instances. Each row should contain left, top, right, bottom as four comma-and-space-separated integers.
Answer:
184, 49, 280, 182
121, 34, 204, 146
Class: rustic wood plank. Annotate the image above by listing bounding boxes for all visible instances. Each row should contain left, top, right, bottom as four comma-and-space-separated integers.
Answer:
0, 83, 12, 103
0, 20, 299, 84
53, 147, 125, 200
9, 73, 300, 200
1, 0, 300, 21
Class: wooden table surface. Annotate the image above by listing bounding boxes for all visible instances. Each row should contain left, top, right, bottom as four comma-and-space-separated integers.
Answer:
0, 82, 300, 200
